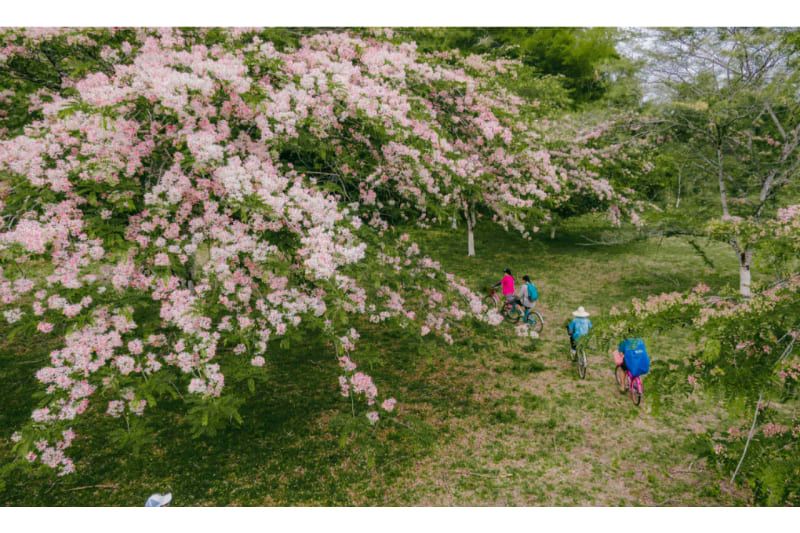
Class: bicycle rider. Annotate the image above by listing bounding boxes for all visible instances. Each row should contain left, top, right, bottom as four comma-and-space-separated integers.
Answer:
614, 330, 650, 378
519, 275, 539, 323
566, 306, 592, 355
492, 268, 516, 309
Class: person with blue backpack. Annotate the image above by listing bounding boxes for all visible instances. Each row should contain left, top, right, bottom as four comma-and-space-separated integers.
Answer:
518, 275, 539, 323
615, 335, 651, 378
566, 306, 592, 356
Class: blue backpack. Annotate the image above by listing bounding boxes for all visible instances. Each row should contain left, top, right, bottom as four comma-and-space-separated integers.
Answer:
527, 282, 538, 301
621, 338, 650, 377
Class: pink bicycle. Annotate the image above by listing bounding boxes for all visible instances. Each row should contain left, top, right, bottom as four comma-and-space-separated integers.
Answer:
615, 365, 644, 406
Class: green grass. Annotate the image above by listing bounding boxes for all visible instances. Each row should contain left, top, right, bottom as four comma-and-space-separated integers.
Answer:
0, 215, 754, 505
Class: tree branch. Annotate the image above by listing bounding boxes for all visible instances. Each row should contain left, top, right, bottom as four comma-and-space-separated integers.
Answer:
731, 391, 763, 484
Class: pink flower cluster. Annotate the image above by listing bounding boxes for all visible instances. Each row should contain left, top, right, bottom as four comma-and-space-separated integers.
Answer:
1, 27, 579, 474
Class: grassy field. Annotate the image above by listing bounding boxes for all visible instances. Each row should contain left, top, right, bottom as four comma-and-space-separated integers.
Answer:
0, 216, 754, 506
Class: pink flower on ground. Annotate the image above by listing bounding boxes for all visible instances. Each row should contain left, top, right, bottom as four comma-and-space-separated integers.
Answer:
381, 398, 397, 412
251, 356, 265, 367
366, 411, 379, 424
37, 322, 54, 333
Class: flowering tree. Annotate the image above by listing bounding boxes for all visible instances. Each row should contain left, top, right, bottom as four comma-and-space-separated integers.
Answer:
0, 28, 527, 477
529, 113, 652, 238
601, 205, 800, 504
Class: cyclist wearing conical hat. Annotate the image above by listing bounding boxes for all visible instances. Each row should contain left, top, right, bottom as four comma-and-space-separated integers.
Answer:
566, 306, 592, 356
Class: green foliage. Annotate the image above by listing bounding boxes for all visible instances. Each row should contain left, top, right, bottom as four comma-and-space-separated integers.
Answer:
397, 27, 638, 107
108, 417, 155, 456
186, 394, 246, 439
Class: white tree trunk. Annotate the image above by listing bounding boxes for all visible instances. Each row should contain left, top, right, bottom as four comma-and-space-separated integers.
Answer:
463, 201, 476, 257
550, 226, 556, 240
467, 218, 475, 257
739, 250, 753, 298
451, 216, 458, 229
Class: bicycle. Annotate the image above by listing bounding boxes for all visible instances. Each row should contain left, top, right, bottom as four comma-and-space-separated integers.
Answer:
483, 287, 522, 323
569, 341, 588, 379
508, 303, 544, 333
614, 365, 644, 406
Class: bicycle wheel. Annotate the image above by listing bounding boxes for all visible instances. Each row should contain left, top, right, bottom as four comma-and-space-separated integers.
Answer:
483, 295, 499, 311
614, 366, 627, 394
630, 377, 643, 406
577, 347, 587, 379
506, 305, 522, 323
529, 311, 544, 334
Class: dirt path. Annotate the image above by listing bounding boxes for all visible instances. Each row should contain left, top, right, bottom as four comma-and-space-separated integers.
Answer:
386, 312, 749, 505
386, 227, 751, 505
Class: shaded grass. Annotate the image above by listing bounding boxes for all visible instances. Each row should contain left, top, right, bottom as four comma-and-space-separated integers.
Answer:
1, 215, 752, 505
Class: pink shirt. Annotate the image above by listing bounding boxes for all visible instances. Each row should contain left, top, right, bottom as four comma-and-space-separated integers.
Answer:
500, 274, 515, 296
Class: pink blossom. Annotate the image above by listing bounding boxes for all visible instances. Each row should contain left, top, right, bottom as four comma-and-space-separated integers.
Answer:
128, 339, 144, 355
154, 253, 171, 267
4, 308, 23, 324
106, 400, 125, 418
381, 397, 397, 412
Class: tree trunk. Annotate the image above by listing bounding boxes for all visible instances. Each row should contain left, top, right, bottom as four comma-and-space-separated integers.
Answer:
739, 249, 753, 298
451, 216, 458, 230
717, 147, 731, 217
466, 216, 475, 257
550, 226, 556, 240
464, 202, 476, 257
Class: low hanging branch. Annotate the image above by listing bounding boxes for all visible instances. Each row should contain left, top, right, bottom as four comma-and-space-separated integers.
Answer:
730, 334, 795, 484
731, 391, 763, 485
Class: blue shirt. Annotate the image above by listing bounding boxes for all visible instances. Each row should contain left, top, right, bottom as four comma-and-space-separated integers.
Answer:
568, 317, 592, 340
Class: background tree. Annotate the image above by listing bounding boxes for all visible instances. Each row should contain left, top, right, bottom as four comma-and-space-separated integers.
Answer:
400, 27, 635, 107
643, 28, 800, 297
601, 203, 800, 503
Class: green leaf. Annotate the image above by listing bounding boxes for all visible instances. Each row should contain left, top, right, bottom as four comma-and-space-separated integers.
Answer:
702, 339, 721, 363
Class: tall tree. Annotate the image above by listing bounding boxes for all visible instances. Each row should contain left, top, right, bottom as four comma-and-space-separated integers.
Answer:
645, 28, 800, 297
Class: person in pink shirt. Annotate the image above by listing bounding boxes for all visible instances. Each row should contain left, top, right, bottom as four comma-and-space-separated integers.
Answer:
493, 268, 516, 306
